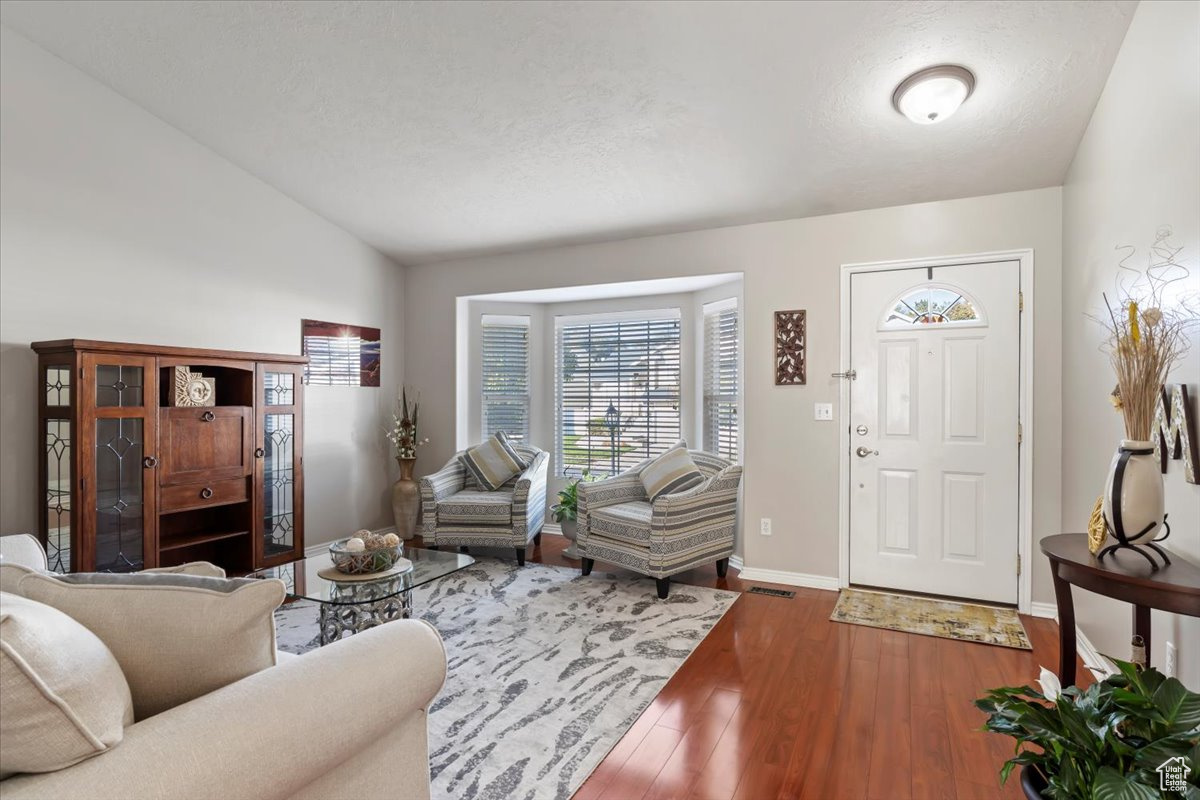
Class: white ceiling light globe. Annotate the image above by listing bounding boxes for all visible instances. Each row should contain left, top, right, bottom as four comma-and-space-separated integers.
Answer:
892, 65, 976, 125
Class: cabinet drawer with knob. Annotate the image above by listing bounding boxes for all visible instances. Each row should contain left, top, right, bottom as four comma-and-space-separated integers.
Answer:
158, 406, 252, 485
160, 478, 249, 513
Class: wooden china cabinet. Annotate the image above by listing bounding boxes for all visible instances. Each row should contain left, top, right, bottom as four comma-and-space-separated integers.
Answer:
32, 339, 306, 575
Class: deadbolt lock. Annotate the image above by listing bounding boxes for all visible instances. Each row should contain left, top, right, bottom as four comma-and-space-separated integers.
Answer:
855, 425, 869, 436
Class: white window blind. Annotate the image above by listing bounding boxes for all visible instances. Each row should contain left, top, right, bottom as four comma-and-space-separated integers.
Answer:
703, 299, 739, 460
481, 315, 530, 442
556, 310, 682, 477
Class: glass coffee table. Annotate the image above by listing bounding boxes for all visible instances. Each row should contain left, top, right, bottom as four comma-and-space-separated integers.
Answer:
252, 547, 474, 645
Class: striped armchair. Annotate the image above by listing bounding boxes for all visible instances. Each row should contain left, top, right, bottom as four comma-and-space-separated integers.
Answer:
418, 444, 548, 565
578, 450, 741, 598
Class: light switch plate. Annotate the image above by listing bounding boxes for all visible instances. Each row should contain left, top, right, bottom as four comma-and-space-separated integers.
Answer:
814, 402, 834, 421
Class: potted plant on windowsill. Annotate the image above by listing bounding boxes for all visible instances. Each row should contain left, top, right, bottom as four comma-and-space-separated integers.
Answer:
976, 660, 1199, 799
551, 469, 595, 559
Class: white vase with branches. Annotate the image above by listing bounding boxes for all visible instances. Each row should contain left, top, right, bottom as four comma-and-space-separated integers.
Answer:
1093, 228, 1198, 565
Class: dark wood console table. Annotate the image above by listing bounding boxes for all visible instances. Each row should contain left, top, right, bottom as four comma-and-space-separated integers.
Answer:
1040, 533, 1200, 685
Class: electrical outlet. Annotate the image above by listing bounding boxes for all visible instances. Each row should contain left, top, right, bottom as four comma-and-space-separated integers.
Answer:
1165, 641, 1177, 677
814, 403, 834, 421
760, 518, 773, 536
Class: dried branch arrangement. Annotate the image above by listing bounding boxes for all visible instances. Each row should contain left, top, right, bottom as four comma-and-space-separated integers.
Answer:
1092, 227, 1199, 441
386, 387, 429, 459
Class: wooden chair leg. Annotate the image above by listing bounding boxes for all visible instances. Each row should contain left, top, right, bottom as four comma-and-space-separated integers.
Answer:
515, 547, 526, 566
458, 545, 470, 554
716, 557, 729, 578
656, 577, 670, 599
581, 557, 594, 576
533, 532, 542, 546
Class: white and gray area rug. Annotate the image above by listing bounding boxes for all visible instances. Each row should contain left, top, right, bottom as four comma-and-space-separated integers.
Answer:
274, 555, 738, 800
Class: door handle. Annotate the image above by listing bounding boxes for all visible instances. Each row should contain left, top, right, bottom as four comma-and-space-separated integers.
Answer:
855, 446, 879, 458
201, 410, 216, 422
255, 447, 266, 458
142, 455, 158, 469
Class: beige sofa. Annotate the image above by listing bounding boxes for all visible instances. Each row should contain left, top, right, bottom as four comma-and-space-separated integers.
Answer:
0, 534, 447, 800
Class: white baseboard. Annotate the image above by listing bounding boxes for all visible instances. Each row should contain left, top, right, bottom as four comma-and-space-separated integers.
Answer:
736, 566, 840, 591
729, 554, 744, 572
542, 523, 563, 535
1076, 629, 1115, 679
1029, 602, 1058, 619
1023, 602, 1113, 679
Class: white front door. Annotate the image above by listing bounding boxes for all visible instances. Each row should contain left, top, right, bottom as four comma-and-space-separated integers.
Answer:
849, 261, 1021, 604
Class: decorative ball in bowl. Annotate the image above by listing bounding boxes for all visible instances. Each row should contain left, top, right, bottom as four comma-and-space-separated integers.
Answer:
329, 530, 404, 575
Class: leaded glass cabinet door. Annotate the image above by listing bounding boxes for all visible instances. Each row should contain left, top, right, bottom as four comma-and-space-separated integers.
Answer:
80, 353, 158, 572
255, 364, 304, 567
38, 354, 79, 573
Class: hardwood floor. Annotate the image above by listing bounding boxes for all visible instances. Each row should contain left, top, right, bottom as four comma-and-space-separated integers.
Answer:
416, 532, 1091, 800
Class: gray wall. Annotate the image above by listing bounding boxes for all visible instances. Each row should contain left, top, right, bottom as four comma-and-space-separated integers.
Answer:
1062, 0, 1200, 685
0, 29, 405, 547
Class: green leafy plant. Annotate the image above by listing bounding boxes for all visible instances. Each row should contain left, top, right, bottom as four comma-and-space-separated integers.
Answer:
551, 469, 596, 524
976, 660, 1200, 799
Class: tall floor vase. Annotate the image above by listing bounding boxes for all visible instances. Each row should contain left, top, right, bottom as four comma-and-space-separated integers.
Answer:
392, 457, 419, 540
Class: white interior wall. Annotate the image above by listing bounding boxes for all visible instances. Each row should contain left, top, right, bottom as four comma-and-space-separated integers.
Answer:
1062, 0, 1200, 685
0, 28, 405, 547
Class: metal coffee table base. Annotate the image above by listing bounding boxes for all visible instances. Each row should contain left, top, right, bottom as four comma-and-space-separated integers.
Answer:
317, 589, 414, 645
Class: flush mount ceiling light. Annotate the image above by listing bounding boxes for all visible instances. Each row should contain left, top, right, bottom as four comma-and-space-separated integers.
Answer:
892, 65, 976, 125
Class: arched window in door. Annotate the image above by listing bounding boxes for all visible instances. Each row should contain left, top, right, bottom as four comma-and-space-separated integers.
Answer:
881, 284, 986, 329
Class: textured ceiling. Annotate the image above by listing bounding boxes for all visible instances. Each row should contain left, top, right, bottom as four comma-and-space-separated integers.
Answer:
0, 1, 1135, 264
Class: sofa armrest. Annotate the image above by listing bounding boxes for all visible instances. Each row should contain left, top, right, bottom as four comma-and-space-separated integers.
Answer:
578, 471, 647, 513
512, 451, 549, 539
0, 621, 447, 800
420, 456, 466, 535
652, 465, 743, 532
0, 533, 47, 571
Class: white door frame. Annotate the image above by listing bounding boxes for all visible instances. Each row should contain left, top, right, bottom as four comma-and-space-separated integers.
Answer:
837, 249, 1035, 613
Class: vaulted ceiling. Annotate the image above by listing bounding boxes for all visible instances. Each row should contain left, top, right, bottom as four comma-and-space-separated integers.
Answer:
0, 1, 1135, 264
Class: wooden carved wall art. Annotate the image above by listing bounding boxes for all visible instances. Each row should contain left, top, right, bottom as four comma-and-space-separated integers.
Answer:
1153, 383, 1199, 484
173, 366, 215, 407
774, 310, 807, 385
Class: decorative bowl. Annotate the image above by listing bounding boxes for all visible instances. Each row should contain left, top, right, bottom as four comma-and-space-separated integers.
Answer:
328, 538, 403, 575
